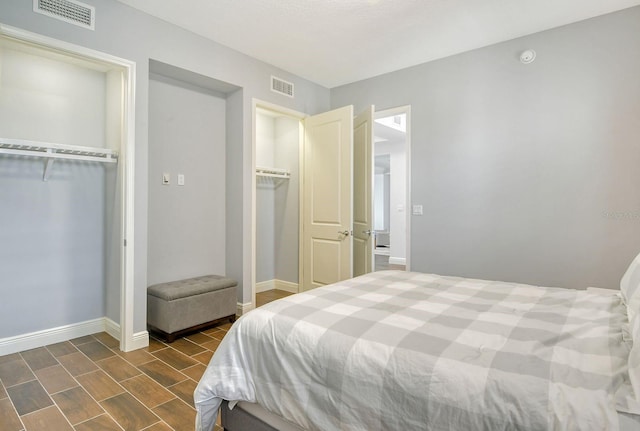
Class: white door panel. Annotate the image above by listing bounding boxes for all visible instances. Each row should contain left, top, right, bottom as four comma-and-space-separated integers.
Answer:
302, 106, 353, 291
353, 106, 374, 277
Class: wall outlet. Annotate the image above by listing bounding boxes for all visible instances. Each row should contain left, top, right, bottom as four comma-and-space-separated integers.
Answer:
177, 174, 185, 186
162, 173, 170, 185
412, 204, 423, 215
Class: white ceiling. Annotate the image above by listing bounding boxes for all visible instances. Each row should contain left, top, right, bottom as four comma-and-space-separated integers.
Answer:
116, 0, 640, 88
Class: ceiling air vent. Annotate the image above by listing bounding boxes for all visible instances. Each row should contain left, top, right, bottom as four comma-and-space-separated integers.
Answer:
271, 76, 294, 98
34, 0, 95, 30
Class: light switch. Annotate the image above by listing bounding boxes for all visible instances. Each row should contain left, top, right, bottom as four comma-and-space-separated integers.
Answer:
177, 174, 185, 186
162, 173, 170, 185
412, 205, 423, 216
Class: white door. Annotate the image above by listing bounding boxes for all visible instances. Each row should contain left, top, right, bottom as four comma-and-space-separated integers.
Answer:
301, 105, 353, 291
353, 106, 375, 277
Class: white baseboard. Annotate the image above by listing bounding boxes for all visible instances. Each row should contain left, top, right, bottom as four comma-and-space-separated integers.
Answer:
0, 318, 150, 355
389, 257, 407, 266
104, 318, 120, 341
237, 301, 254, 316
129, 331, 149, 351
274, 279, 299, 293
256, 280, 276, 293
256, 279, 299, 294
0, 318, 108, 356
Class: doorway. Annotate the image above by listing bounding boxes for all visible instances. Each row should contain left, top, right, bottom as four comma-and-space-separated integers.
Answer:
0, 25, 136, 352
373, 106, 411, 272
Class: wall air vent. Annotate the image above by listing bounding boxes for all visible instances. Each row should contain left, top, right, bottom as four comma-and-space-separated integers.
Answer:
271, 76, 294, 98
34, 0, 95, 30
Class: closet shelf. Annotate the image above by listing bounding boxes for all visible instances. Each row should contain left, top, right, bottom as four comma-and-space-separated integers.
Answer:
0, 137, 119, 181
256, 166, 290, 188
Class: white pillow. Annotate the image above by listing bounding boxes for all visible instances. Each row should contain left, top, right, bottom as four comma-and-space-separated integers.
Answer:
621, 252, 640, 324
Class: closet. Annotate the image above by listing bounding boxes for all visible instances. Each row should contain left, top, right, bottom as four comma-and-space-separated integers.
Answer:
0, 31, 129, 352
255, 107, 301, 294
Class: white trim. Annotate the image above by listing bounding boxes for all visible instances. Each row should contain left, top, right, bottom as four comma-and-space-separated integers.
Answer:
374, 105, 412, 271
275, 279, 299, 293
0, 24, 139, 353
130, 331, 149, 350
104, 318, 120, 341
389, 257, 407, 266
1, 318, 107, 356
256, 280, 276, 293
237, 301, 254, 316
256, 279, 299, 294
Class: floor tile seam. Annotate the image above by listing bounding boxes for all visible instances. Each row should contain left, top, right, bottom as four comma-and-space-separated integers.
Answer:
139, 420, 176, 431
72, 413, 126, 431
1, 385, 27, 431
98, 394, 164, 431
56, 363, 131, 426
19, 349, 59, 373
98, 380, 177, 419
93, 355, 144, 382
145, 354, 192, 379
29, 348, 129, 430
51, 376, 110, 424
55, 345, 101, 379
76, 342, 118, 363
1, 376, 38, 389
57, 404, 105, 427
151, 346, 202, 368
155, 392, 197, 412
45, 343, 79, 360
21, 404, 74, 430
108, 344, 157, 369
70, 335, 99, 347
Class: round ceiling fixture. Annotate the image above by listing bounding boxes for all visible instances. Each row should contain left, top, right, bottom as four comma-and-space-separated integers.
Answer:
520, 49, 536, 64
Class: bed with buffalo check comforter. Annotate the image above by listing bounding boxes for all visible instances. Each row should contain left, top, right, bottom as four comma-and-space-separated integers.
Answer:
195, 270, 639, 431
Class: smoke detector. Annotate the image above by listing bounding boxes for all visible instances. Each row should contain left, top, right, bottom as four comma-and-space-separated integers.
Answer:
520, 50, 536, 64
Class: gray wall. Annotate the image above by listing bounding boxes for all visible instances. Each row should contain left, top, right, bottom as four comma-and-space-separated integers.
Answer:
332, 6, 640, 290
147, 76, 227, 285
0, 0, 330, 335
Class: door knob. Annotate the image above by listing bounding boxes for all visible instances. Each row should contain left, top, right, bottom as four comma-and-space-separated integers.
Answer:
338, 230, 350, 236
363, 230, 373, 236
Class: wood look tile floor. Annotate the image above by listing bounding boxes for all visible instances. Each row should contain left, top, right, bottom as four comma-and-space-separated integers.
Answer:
0, 290, 292, 431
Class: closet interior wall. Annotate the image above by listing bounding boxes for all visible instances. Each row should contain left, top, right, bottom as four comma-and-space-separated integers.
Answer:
255, 109, 300, 291
0, 37, 124, 340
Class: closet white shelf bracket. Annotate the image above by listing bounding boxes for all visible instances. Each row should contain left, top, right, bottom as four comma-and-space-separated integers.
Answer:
0, 138, 119, 181
256, 166, 291, 188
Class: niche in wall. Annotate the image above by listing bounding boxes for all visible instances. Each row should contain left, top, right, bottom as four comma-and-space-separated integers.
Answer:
147, 60, 240, 286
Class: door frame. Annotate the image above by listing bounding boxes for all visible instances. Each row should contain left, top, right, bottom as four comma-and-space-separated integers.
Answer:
0, 24, 138, 351
374, 105, 412, 271
251, 99, 305, 311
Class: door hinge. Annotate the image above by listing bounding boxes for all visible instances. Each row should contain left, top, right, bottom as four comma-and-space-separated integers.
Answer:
124, 239, 127, 247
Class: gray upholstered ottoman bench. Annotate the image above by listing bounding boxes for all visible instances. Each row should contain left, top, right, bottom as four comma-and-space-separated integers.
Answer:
147, 275, 237, 342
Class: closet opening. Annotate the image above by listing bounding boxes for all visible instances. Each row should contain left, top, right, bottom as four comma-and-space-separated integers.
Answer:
252, 102, 305, 310
0, 25, 136, 354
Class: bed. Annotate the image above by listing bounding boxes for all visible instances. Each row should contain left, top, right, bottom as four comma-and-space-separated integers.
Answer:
195, 260, 640, 431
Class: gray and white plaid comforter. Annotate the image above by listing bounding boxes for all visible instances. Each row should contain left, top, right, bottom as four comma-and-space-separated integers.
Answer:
195, 270, 636, 431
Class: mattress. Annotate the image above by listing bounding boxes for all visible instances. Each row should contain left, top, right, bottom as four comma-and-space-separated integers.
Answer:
195, 270, 639, 431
